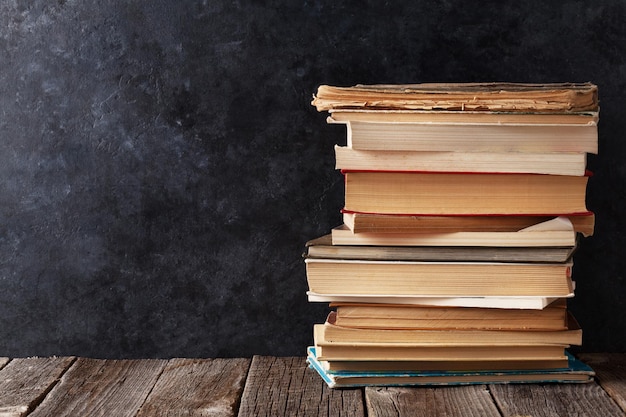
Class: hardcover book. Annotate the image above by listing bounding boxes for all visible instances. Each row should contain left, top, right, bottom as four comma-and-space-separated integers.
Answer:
334, 122, 597, 153
306, 292, 567, 310
305, 259, 575, 297
319, 312, 582, 346
328, 299, 568, 330
334, 145, 589, 175
342, 170, 590, 216
341, 211, 595, 237
304, 233, 577, 263
306, 347, 595, 388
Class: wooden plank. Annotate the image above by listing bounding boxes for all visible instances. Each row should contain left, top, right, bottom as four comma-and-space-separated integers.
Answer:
365, 386, 501, 417
27, 358, 167, 417
136, 358, 250, 417
578, 353, 626, 413
0, 357, 75, 417
237, 356, 364, 417
0, 358, 9, 370
490, 382, 625, 417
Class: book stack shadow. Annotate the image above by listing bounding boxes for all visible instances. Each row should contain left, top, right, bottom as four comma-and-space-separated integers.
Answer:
303, 83, 599, 388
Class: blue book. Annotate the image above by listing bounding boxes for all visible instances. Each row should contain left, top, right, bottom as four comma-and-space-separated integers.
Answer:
306, 347, 595, 388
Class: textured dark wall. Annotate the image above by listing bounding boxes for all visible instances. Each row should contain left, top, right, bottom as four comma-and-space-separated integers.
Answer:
0, 1, 624, 358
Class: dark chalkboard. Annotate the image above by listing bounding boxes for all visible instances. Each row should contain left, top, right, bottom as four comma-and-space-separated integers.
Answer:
0, 1, 624, 358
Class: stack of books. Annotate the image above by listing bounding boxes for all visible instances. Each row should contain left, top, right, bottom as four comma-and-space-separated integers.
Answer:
303, 83, 598, 388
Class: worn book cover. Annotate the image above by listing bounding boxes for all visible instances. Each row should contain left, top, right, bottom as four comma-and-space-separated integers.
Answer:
306, 347, 594, 388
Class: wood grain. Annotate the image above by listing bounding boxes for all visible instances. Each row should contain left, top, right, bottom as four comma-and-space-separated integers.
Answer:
27, 358, 167, 417
578, 353, 626, 414
490, 382, 625, 417
237, 356, 364, 417
136, 358, 250, 417
0, 357, 75, 417
365, 385, 501, 417
1, 355, 625, 416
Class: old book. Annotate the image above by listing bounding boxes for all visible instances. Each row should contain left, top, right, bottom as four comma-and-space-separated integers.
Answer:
331, 221, 577, 248
306, 292, 565, 310
313, 326, 569, 362
304, 234, 577, 263
334, 145, 589, 175
305, 259, 574, 297
342, 211, 595, 237
343, 171, 590, 215
311, 83, 599, 113
306, 347, 595, 388
333, 216, 578, 248
319, 313, 582, 346
315, 353, 569, 373
330, 299, 568, 331
332, 120, 597, 153
328, 109, 599, 124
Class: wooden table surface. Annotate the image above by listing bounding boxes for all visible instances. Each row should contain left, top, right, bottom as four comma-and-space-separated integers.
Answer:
0, 353, 624, 416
